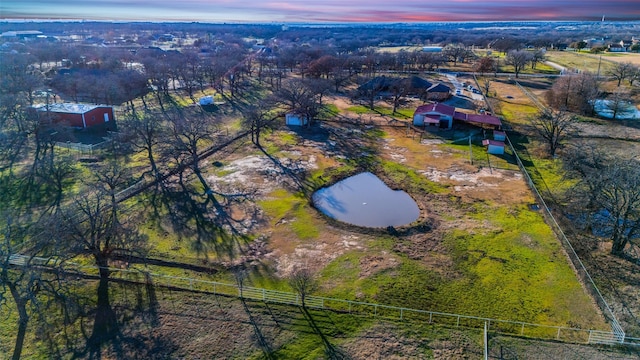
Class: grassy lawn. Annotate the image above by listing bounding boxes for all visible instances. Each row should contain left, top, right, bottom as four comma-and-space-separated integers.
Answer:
545, 51, 616, 74
346, 104, 414, 119
314, 157, 606, 330
3, 79, 616, 359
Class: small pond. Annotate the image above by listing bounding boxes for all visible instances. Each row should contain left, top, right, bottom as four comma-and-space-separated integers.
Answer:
312, 172, 420, 228
594, 99, 640, 120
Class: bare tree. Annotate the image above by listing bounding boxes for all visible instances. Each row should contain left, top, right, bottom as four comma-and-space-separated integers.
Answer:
604, 88, 634, 120
474, 56, 495, 76
388, 79, 408, 113
121, 109, 167, 180
0, 215, 42, 360
530, 108, 576, 157
565, 150, 640, 256
242, 101, 274, 148
481, 78, 492, 96
505, 50, 533, 78
608, 62, 637, 87
442, 44, 473, 66
275, 78, 321, 125
58, 186, 148, 351
530, 49, 547, 69
546, 73, 599, 115
288, 267, 318, 308
167, 107, 219, 192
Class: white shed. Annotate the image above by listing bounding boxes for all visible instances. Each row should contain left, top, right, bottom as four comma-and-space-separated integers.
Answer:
285, 113, 309, 126
199, 96, 214, 106
483, 139, 505, 155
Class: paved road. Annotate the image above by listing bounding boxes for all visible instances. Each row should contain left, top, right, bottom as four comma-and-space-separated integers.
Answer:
445, 74, 484, 101
544, 60, 567, 74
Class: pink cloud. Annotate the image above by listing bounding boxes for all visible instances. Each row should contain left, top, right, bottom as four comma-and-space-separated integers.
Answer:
2, 0, 639, 22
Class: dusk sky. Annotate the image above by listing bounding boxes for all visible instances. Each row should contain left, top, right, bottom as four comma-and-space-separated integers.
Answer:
2, 0, 639, 23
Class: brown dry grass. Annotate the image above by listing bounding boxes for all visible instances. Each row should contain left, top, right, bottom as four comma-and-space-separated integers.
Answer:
598, 52, 640, 66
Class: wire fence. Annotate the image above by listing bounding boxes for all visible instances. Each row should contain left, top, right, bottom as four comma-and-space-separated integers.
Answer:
36, 262, 630, 346
504, 134, 625, 345
55, 140, 112, 154
475, 76, 627, 345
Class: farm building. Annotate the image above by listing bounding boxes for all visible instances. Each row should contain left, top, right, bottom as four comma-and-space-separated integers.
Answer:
493, 130, 506, 141
285, 113, 309, 126
36, 103, 116, 131
358, 76, 433, 100
482, 139, 505, 155
413, 103, 456, 128
413, 103, 503, 131
456, 113, 502, 130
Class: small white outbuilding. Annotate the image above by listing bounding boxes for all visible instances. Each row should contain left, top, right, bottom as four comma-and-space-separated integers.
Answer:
285, 113, 309, 126
199, 95, 214, 106
482, 139, 505, 155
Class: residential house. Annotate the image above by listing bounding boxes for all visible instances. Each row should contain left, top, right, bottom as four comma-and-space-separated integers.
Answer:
426, 83, 452, 101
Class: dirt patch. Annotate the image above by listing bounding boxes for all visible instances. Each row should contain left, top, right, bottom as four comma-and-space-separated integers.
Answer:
342, 323, 432, 359
207, 154, 318, 195
359, 252, 399, 278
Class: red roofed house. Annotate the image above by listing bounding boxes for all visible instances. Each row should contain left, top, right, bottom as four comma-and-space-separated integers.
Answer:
413, 103, 456, 128
37, 103, 116, 131
482, 139, 505, 155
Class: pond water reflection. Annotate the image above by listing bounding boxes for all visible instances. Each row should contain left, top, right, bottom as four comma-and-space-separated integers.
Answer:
312, 172, 420, 228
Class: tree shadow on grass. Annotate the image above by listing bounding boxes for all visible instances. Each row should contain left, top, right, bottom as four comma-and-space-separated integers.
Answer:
51, 280, 178, 360
144, 173, 255, 264
240, 298, 275, 360
299, 306, 352, 360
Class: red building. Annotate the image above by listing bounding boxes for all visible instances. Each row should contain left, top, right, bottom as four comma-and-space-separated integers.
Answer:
37, 103, 116, 131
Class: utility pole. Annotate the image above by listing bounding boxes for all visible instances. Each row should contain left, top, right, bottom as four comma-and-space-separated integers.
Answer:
484, 321, 489, 360
469, 133, 473, 165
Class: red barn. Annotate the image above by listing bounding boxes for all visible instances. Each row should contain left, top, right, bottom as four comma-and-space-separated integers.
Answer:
37, 103, 116, 131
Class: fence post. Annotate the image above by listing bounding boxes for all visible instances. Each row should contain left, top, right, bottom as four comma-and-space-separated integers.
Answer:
262, 288, 266, 301
400, 308, 403, 320
189, 279, 193, 291
429, 312, 433, 324
457, 316, 460, 327
557, 327, 561, 340
521, 323, 525, 336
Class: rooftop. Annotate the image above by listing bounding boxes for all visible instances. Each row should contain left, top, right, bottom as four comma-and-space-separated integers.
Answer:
36, 103, 102, 114
414, 102, 456, 116
482, 139, 505, 147
465, 114, 502, 127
